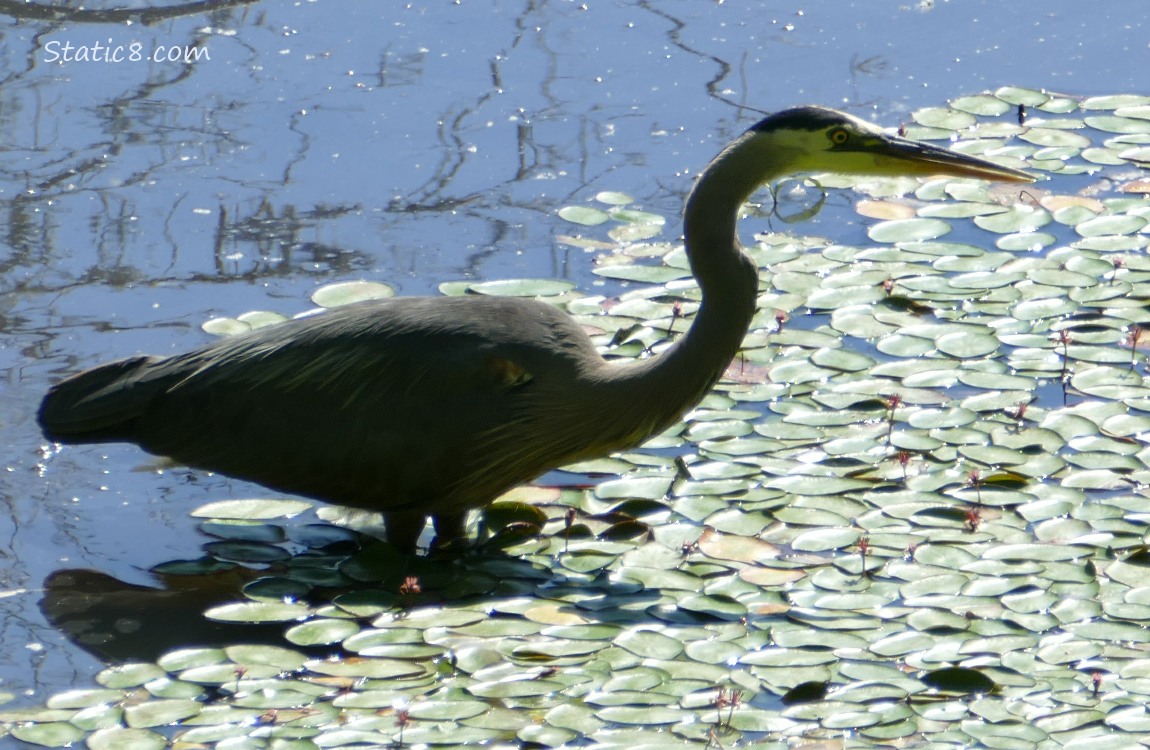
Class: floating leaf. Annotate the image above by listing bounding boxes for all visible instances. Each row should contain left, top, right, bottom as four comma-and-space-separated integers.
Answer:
124, 699, 202, 728
592, 264, 687, 283
466, 278, 576, 297
1083, 94, 1150, 110
1085, 115, 1150, 134
810, 347, 875, 372
610, 208, 666, 225
95, 664, 167, 690
1011, 296, 1078, 320
614, 628, 685, 659
1019, 128, 1091, 149
867, 218, 953, 243
912, 107, 977, 130
201, 317, 251, 337
310, 280, 395, 307
203, 601, 311, 623
763, 475, 871, 495
190, 498, 313, 520
595, 191, 634, 205
1074, 214, 1147, 237
236, 310, 289, 330
791, 527, 860, 552
951, 95, 1013, 117
10, 722, 86, 747
87, 727, 168, 750
995, 86, 1050, 106
285, 618, 361, 646
468, 679, 565, 699
558, 205, 610, 225
935, 331, 1000, 358
973, 204, 1051, 233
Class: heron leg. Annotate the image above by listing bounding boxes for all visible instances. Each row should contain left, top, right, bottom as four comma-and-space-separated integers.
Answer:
385, 511, 428, 553
431, 512, 468, 551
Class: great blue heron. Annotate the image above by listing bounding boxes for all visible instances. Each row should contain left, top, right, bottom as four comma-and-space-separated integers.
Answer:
39, 106, 1033, 552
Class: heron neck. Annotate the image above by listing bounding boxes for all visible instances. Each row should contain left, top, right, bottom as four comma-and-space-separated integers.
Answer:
602, 130, 771, 438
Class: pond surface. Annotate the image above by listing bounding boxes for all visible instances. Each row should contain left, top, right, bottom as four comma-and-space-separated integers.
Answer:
1, 0, 1148, 722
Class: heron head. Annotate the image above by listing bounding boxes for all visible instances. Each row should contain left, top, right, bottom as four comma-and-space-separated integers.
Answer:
746, 106, 1034, 184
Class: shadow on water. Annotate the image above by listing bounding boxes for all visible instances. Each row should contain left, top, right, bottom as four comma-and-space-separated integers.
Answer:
41, 567, 291, 664
37, 514, 724, 666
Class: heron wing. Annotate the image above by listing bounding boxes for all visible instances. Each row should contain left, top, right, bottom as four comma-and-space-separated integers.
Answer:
155, 295, 578, 408
116, 295, 594, 510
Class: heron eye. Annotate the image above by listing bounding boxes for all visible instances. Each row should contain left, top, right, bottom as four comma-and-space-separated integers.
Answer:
829, 128, 850, 146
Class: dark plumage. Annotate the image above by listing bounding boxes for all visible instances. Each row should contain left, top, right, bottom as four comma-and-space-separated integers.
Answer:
41, 296, 645, 548
40, 107, 1033, 552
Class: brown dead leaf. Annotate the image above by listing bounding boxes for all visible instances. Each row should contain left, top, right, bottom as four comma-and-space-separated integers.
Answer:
697, 527, 780, 564
855, 199, 916, 221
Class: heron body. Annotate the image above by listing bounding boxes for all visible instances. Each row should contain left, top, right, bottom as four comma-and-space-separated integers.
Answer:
39, 106, 1033, 551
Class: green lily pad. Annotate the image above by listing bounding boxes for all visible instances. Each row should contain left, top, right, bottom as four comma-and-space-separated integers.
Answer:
407, 699, 489, 721
791, 527, 861, 552
867, 218, 953, 243
10, 722, 87, 747
973, 205, 1051, 234
951, 95, 1014, 117
204, 601, 311, 623
995, 86, 1050, 106
466, 278, 577, 296
1084, 94, 1150, 109
912, 107, 977, 130
95, 664, 168, 690
191, 498, 313, 520
310, 280, 395, 307
201, 317, 251, 337
468, 678, 566, 699
614, 628, 685, 659
1011, 296, 1078, 320
594, 475, 673, 500
762, 475, 871, 495
559, 205, 611, 225
1075, 214, 1147, 237
610, 208, 666, 226
1019, 128, 1092, 149
87, 727, 168, 750
595, 191, 634, 205
124, 699, 202, 728
592, 264, 687, 283
285, 618, 361, 646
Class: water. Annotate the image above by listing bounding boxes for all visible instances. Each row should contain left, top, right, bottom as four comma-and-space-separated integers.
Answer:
1, 0, 1147, 714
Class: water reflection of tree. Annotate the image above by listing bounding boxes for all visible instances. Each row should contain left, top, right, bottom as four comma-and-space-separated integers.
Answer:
0, 195, 375, 292
0, 0, 258, 25
213, 201, 371, 279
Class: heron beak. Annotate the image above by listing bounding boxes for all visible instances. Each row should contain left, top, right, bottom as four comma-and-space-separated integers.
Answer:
869, 134, 1035, 184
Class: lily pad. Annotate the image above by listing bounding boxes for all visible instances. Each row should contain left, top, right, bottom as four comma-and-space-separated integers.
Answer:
204, 601, 311, 623
23, 90, 1150, 750
191, 498, 313, 520
868, 218, 953, 243
310, 280, 395, 307
559, 205, 610, 225
466, 278, 577, 297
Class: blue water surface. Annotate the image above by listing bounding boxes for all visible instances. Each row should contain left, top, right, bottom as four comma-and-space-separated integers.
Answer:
0, 0, 1147, 711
